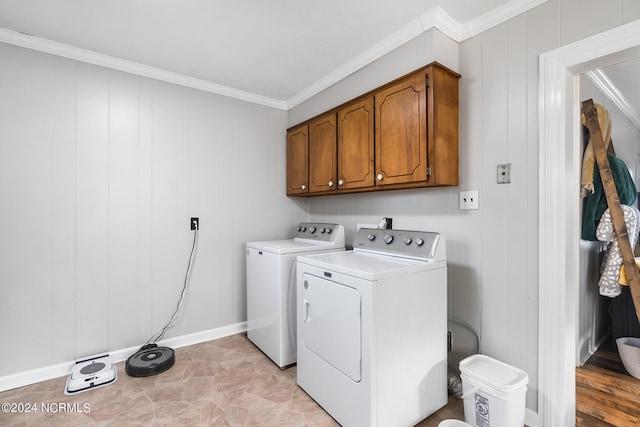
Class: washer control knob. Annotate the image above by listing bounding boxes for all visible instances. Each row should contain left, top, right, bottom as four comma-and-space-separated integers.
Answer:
320, 228, 326, 233
326, 228, 333, 234
384, 234, 393, 244
309, 226, 316, 233
415, 237, 424, 246
367, 233, 376, 241
301, 227, 307, 232
404, 237, 412, 245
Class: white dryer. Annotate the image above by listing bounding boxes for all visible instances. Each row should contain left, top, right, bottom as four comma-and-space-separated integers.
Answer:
296, 227, 448, 427
246, 223, 345, 368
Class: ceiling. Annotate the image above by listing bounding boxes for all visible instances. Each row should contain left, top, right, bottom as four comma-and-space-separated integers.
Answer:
0, 0, 637, 120
0, 0, 516, 105
596, 58, 640, 129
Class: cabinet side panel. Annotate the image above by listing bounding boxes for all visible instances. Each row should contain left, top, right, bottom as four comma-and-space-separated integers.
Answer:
428, 65, 460, 186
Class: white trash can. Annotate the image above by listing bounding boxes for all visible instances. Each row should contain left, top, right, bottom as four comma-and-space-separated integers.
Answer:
459, 354, 528, 427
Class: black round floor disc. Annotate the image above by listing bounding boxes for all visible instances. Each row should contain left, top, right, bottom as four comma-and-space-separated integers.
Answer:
126, 345, 175, 377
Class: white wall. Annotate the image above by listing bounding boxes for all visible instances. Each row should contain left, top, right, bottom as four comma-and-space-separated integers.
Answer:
0, 41, 306, 378
289, 0, 640, 411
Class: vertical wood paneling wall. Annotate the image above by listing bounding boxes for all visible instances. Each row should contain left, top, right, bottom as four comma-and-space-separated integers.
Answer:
291, 0, 640, 411
0, 42, 305, 377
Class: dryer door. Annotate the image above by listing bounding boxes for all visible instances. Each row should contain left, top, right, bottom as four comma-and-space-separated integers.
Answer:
301, 273, 362, 382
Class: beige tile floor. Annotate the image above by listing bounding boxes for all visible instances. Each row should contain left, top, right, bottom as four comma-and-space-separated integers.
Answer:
0, 334, 463, 426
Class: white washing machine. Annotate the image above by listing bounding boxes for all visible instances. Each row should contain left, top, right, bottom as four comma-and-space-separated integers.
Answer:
296, 227, 448, 427
246, 222, 345, 368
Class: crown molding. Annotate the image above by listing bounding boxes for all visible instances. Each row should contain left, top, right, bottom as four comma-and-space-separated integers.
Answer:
585, 68, 640, 131
286, 8, 440, 109
0, 0, 546, 111
462, 0, 549, 39
287, 0, 547, 108
0, 28, 289, 110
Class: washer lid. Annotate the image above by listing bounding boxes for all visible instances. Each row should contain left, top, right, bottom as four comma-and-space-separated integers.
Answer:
247, 239, 344, 255
297, 250, 445, 281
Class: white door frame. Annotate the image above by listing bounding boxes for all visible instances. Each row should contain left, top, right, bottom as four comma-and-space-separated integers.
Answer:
539, 19, 640, 426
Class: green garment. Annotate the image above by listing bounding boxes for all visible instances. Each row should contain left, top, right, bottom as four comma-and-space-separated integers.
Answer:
581, 153, 637, 241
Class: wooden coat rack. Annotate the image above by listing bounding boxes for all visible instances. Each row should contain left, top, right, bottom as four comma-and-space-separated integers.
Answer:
582, 99, 640, 324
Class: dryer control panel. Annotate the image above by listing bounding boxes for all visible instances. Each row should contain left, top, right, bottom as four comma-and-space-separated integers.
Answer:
352, 228, 445, 262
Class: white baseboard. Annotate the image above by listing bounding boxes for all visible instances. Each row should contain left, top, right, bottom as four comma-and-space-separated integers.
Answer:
525, 408, 539, 427
0, 322, 247, 393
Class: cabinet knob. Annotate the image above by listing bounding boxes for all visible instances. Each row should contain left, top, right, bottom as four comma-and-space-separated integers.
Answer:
328, 180, 334, 187
338, 179, 344, 186
377, 174, 383, 181
301, 184, 306, 190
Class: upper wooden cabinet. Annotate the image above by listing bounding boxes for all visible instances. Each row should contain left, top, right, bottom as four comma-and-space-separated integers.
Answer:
286, 62, 460, 196
375, 64, 459, 189
308, 113, 337, 193
338, 96, 375, 191
286, 123, 309, 195
375, 72, 427, 186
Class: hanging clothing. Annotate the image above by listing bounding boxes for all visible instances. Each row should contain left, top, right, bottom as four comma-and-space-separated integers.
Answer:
580, 103, 613, 197
596, 204, 640, 297
581, 152, 637, 241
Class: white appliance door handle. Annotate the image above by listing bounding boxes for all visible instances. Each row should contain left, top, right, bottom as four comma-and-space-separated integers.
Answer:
304, 300, 311, 323
287, 260, 297, 355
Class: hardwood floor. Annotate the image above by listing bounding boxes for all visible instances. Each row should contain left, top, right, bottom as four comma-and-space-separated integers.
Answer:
576, 337, 640, 426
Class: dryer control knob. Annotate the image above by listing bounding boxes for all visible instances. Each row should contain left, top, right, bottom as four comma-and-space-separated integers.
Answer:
384, 234, 393, 244
309, 226, 316, 233
367, 233, 376, 241
404, 237, 412, 245
415, 237, 424, 246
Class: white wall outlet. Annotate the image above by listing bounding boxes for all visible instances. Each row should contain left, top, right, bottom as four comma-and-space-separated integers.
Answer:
459, 190, 479, 210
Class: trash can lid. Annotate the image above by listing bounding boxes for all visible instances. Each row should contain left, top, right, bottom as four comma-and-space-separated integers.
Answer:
459, 354, 529, 392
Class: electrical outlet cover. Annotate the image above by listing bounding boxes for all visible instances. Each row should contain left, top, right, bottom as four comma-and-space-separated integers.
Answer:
497, 163, 511, 183
459, 191, 479, 210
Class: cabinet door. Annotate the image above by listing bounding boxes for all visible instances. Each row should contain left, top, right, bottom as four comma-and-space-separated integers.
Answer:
286, 124, 308, 195
375, 71, 427, 186
337, 97, 375, 190
308, 113, 337, 193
